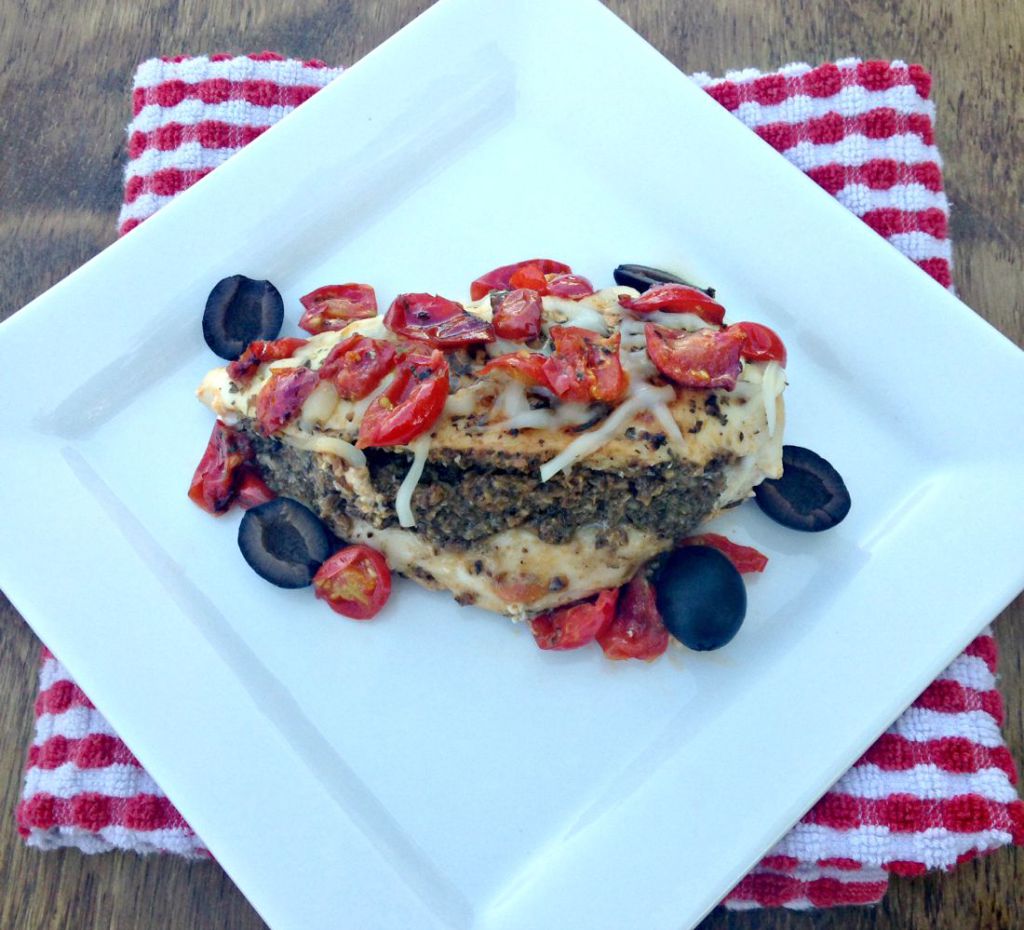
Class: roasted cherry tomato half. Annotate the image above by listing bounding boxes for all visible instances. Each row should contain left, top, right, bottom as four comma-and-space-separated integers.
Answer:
203, 275, 284, 360
479, 350, 550, 385
319, 335, 398, 401
470, 258, 572, 301
255, 366, 321, 435
227, 337, 309, 384
682, 533, 768, 573
619, 283, 726, 325
235, 467, 277, 510
188, 420, 253, 515
491, 288, 543, 341
313, 544, 392, 620
298, 283, 377, 334
545, 273, 595, 300
596, 574, 669, 661
730, 321, 787, 367
357, 350, 450, 448
508, 263, 550, 293
645, 324, 745, 390
530, 588, 619, 651
384, 293, 494, 348
543, 326, 629, 404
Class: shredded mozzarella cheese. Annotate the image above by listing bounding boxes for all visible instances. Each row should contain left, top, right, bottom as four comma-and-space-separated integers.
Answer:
761, 361, 786, 437
396, 435, 431, 527
284, 432, 366, 467
538, 384, 675, 482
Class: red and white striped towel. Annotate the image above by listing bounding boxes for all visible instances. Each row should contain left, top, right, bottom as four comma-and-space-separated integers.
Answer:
16, 54, 1023, 911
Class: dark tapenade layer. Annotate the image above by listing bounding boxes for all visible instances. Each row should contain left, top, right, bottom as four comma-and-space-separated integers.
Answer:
248, 431, 725, 550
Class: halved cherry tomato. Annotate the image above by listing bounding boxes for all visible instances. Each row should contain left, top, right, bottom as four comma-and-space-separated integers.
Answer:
508, 263, 549, 292
530, 588, 619, 650
298, 284, 377, 334
470, 258, 572, 300
313, 544, 392, 620
546, 273, 595, 300
227, 337, 308, 384
255, 366, 321, 435
682, 533, 768, 573
319, 335, 398, 401
384, 293, 494, 348
479, 351, 549, 386
619, 283, 726, 325
543, 326, 629, 403
235, 467, 277, 510
357, 350, 450, 448
597, 574, 669, 660
645, 324, 745, 390
491, 288, 543, 341
730, 321, 787, 366
188, 420, 253, 515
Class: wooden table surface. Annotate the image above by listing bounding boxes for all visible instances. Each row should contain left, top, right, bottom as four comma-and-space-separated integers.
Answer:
1, 1, 1021, 927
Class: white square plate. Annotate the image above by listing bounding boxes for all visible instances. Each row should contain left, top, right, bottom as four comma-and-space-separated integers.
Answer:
2, 1, 1022, 928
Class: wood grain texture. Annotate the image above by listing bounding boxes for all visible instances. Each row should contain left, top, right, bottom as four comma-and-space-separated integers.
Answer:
0, 1, 1020, 928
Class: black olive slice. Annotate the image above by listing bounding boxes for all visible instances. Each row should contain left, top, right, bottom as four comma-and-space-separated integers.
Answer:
655, 546, 746, 651
612, 264, 716, 298
203, 274, 284, 360
755, 445, 851, 532
238, 498, 331, 588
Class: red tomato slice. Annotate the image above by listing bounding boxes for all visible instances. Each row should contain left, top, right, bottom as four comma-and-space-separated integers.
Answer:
357, 350, 450, 448
543, 326, 629, 404
319, 335, 398, 401
470, 258, 572, 300
227, 337, 309, 384
255, 366, 321, 435
384, 293, 494, 348
597, 574, 669, 661
491, 288, 543, 341
235, 467, 277, 510
682, 533, 768, 573
313, 544, 392, 620
730, 321, 787, 366
619, 283, 726, 325
530, 588, 619, 650
187, 420, 253, 515
479, 351, 549, 386
546, 273, 595, 300
645, 324, 745, 390
298, 284, 377, 334
508, 263, 549, 293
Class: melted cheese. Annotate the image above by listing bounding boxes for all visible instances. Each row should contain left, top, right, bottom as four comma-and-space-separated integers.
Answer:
539, 384, 676, 481
283, 432, 366, 466
395, 435, 431, 527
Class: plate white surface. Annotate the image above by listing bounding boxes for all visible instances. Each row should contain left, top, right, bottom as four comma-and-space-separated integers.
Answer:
1, 1, 1023, 928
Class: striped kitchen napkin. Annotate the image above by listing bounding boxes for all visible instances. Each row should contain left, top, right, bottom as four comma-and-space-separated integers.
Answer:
16, 53, 1023, 910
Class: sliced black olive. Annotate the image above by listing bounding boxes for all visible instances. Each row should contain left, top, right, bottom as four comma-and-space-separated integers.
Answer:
612, 263, 716, 298
655, 546, 746, 651
754, 445, 851, 532
203, 274, 284, 360
237, 497, 331, 588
